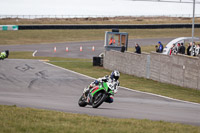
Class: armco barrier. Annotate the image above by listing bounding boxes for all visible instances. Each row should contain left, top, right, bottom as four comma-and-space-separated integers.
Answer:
104, 50, 200, 90
0, 25, 18, 30
18, 23, 200, 30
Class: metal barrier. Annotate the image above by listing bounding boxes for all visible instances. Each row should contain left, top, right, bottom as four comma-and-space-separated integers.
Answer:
0, 25, 18, 30
18, 24, 200, 30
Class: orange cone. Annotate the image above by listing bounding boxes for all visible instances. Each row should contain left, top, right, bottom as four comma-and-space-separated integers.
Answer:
92, 46, 95, 51
66, 47, 69, 52
54, 47, 56, 52
80, 46, 83, 52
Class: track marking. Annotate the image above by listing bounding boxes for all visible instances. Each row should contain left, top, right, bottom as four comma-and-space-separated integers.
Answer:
42, 61, 200, 106
119, 86, 200, 105
32, 50, 37, 57
42, 61, 95, 80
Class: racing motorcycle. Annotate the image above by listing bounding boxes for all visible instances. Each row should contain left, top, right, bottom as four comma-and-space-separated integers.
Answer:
78, 81, 117, 108
0, 50, 9, 60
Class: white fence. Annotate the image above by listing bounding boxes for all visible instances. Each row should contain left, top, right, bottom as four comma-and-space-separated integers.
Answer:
0, 14, 200, 19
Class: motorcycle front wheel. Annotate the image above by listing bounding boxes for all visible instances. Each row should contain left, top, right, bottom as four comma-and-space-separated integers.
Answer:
92, 91, 106, 108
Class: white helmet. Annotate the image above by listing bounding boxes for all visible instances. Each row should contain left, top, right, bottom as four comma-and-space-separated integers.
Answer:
110, 70, 120, 81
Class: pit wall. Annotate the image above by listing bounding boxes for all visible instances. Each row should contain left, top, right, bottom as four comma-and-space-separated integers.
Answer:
103, 50, 200, 90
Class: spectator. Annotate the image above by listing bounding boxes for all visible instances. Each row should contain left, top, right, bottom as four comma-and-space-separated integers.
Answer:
169, 45, 173, 55
171, 44, 178, 55
135, 43, 141, 54
155, 45, 159, 52
191, 42, 196, 56
195, 44, 200, 56
179, 43, 185, 54
187, 43, 192, 56
157, 41, 163, 53
177, 43, 181, 54
121, 43, 125, 53
109, 37, 115, 45
187, 42, 197, 56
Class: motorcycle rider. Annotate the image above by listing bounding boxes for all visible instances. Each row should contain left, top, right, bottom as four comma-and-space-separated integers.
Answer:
83, 70, 120, 103
0, 51, 7, 60
0, 50, 9, 60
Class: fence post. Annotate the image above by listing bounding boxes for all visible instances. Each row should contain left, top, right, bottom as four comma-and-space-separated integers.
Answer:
146, 55, 151, 79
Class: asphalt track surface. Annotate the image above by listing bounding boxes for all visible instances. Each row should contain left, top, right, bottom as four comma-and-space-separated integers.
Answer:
0, 38, 200, 125
0, 59, 200, 126
0, 38, 174, 59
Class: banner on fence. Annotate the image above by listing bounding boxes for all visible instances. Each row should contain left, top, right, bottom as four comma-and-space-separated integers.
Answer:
0, 25, 18, 30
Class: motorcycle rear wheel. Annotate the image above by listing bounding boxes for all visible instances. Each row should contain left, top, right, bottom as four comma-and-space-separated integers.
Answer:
78, 95, 87, 107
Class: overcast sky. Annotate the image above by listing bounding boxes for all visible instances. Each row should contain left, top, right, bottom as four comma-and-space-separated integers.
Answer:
0, 0, 199, 17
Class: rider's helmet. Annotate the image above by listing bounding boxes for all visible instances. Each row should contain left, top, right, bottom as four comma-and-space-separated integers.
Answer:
110, 70, 120, 81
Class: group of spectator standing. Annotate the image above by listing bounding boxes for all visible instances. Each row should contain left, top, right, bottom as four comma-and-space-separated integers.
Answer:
186, 42, 200, 56
121, 40, 200, 56
170, 43, 185, 55
121, 43, 141, 54
134, 41, 163, 54
170, 42, 200, 56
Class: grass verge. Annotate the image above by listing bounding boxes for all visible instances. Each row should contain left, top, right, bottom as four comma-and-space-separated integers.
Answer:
0, 28, 200, 45
9, 52, 200, 103
128, 45, 160, 53
1, 17, 199, 25
0, 105, 200, 133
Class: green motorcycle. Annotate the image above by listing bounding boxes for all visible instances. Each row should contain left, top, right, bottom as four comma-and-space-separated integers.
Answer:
78, 81, 116, 108
0, 50, 9, 60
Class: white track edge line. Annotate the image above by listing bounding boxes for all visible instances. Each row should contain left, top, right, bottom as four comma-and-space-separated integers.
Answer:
32, 50, 37, 57
120, 86, 200, 105
42, 61, 96, 80
42, 61, 200, 106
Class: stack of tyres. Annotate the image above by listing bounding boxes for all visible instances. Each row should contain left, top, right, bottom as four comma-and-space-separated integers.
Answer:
93, 57, 103, 66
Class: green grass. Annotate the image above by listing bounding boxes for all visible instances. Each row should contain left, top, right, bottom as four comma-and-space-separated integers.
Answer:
2, 20, 200, 132
0, 28, 200, 45
0, 30, 106, 45
9, 51, 200, 103
0, 105, 200, 133
1, 17, 199, 25
128, 45, 159, 53
128, 44, 169, 53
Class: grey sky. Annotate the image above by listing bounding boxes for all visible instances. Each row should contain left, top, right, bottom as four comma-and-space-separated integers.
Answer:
0, 0, 199, 17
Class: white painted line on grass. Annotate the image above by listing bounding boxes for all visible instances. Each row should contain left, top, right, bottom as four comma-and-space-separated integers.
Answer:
32, 50, 37, 57
43, 61, 200, 106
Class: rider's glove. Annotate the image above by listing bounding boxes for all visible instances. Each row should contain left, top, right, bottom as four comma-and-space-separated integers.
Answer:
101, 78, 107, 82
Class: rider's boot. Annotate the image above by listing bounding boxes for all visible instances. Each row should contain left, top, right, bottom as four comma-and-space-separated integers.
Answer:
83, 85, 93, 100
83, 86, 90, 99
